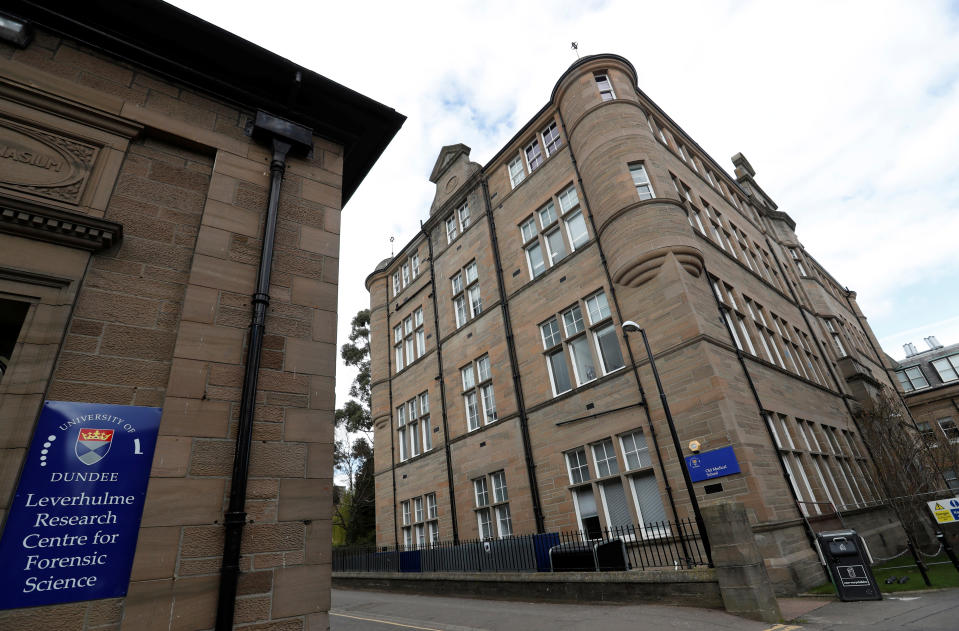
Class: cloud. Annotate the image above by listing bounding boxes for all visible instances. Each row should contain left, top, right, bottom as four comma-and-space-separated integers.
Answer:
166, 0, 959, 406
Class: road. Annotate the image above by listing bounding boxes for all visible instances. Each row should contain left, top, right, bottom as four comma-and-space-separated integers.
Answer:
330, 588, 959, 631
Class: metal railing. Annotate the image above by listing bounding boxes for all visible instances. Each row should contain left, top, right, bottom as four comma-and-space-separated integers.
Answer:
333, 518, 709, 573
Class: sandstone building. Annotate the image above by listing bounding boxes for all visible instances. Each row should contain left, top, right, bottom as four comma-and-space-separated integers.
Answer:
366, 53, 898, 592
0, 1, 401, 628
891, 337, 959, 490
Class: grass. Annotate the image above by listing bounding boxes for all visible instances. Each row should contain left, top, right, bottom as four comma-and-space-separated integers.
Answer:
807, 552, 959, 594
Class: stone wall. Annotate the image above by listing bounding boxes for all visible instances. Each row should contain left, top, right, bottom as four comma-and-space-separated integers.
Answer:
0, 27, 341, 630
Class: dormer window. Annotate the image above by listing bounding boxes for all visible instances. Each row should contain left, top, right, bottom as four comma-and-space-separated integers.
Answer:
895, 366, 929, 392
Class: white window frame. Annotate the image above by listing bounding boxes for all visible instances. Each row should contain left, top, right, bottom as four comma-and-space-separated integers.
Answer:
629, 163, 654, 200
525, 139, 543, 172
446, 215, 457, 244
508, 155, 525, 188
542, 121, 562, 157
594, 72, 615, 100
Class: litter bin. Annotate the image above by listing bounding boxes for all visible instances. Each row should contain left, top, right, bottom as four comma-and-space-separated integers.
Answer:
816, 530, 881, 601
549, 539, 628, 572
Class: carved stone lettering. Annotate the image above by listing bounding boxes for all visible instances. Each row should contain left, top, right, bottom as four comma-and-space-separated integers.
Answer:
0, 119, 98, 205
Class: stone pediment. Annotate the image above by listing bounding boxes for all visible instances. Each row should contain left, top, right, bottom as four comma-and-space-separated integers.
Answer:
428, 144, 481, 215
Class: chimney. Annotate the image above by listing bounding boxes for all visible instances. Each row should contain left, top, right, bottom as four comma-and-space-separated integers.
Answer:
903, 342, 919, 357
924, 336, 942, 350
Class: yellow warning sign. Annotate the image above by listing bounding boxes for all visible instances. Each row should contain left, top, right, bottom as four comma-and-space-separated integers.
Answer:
927, 497, 959, 524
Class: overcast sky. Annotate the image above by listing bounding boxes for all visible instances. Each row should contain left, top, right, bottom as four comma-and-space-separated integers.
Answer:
169, 0, 959, 411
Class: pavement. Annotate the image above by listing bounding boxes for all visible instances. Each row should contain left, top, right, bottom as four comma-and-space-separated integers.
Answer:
331, 587, 959, 630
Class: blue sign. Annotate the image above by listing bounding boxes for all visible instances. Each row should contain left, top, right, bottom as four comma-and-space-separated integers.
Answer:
0, 401, 161, 610
685, 445, 741, 483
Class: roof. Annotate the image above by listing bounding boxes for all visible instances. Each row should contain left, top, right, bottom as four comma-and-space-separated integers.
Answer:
5, 0, 405, 205
893, 340, 959, 391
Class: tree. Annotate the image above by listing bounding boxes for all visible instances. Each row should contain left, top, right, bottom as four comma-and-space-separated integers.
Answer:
333, 309, 375, 545
855, 386, 945, 550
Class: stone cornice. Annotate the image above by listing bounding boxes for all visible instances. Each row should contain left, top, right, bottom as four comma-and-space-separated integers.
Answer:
0, 197, 122, 251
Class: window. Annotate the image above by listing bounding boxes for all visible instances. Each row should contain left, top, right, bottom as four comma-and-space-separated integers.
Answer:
823, 320, 845, 357
397, 404, 408, 461
592, 439, 619, 477
489, 471, 507, 504
0, 298, 29, 381
402, 492, 438, 548
410, 252, 420, 278
414, 308, 425, 358
463, 354, 496, 431
541, 291, 623, 395
508, 155, 525, 188
451, 262, 480, 328
556, 185, 590, 251
945, 469, 959, 492
895, 366, 929, 392
542, 121, 563, 156
520, 199, 573, 281
525, 139, 543, 172
594, 324, 624, 375
474, 476, 489, 507
594, 72, 615, 100
404, 315, 414, 367
446, 215, 458, 244
569, 432, 667, 537
917, 421, 937, 446
457, 202, 470, 232
414, 496, 424, 522
477, 507, 493, 539
543, 318, 573, 395
538, 201, 557, 228
474, 471, 511, 539
932, 354, 959, 383
392, 272, 400, 297
420, 392, 432, 451
789, 248, 807, 277
564, 211, 588, 250
585, 291, 611, 324
620, 431, 650, 470
629, 163, 654, 200
938, 418, 959, 443
394, 324, 404, 371
402, 262, 410, 288
407, 397, 420, 458
567, 448, 590, 484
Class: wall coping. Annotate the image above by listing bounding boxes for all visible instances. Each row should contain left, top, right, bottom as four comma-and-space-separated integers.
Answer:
333, 568, 716, 584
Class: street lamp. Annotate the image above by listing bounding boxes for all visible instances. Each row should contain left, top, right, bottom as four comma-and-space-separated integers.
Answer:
622, 320, 712, 564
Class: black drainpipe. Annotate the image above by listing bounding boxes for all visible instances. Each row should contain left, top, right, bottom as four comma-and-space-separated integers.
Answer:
480, 178, 545, 533
425, 228, 459, 542
555, 110, 683, 532
384, 303, 399, 549
216, 112, 312, 631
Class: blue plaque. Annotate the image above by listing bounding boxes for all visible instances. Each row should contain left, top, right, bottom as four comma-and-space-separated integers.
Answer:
0, 401, 161, 609
685, 445, 741, 483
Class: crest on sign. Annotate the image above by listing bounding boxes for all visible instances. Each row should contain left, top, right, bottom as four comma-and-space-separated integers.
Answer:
75, 428, 114, 465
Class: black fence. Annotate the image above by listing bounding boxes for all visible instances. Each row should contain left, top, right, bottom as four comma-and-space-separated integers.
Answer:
333, 518, 709, 573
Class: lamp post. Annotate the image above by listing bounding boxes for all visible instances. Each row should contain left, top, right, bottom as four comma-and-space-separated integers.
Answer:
622, 320, 712, 565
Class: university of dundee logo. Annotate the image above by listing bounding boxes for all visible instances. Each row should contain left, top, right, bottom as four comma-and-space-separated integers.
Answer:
75, 428, 114, 465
